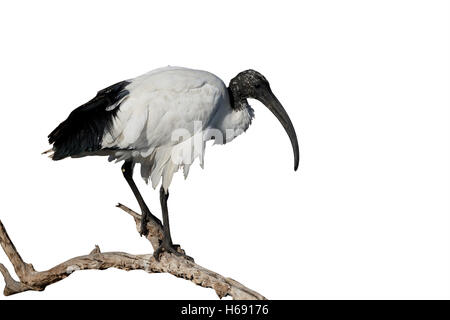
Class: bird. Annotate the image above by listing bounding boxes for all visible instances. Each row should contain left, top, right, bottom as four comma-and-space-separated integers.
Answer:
46, 66, 299, 260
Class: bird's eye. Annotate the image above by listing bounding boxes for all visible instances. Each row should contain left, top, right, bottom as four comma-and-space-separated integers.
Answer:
255, 83, 261, 89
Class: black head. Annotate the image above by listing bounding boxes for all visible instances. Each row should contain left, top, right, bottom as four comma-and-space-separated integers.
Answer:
229, 69, 270, 102
228, 69, 300, 171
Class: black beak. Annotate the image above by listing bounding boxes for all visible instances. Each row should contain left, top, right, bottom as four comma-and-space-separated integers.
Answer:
257, 87, 299, 171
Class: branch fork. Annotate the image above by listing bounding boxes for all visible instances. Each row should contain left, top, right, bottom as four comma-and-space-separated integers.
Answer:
0, 204, 266, 299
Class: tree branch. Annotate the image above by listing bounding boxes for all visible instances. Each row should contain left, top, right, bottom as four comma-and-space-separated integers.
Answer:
0, 205, 266, 300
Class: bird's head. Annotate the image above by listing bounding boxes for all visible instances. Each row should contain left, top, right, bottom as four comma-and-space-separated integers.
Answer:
228, 70, 299, 171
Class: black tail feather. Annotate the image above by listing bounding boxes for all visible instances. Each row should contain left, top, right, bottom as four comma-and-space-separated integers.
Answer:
48, 80, 130, 160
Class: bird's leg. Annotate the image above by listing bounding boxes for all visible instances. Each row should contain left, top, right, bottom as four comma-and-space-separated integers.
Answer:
121, 161, 162, 236
154, 186, 193, 261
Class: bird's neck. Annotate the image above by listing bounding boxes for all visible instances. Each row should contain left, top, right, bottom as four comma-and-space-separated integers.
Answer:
212, 89, 254, 144
227, 86, 250, 111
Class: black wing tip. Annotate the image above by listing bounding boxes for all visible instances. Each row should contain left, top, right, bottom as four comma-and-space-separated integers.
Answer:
46, 80, 130, 160
51, 152, 66, 161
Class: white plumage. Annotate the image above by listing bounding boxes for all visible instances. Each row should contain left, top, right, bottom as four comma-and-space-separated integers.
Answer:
101, 67, 254, 191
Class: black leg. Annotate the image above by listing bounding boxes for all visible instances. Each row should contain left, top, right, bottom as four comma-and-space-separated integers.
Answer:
154, 186, 193, 261
121, 161, 161, 236
160, 186, 174, 246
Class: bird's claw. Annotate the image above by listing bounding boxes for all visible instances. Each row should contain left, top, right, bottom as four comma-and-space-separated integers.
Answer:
153, 241, 194, 262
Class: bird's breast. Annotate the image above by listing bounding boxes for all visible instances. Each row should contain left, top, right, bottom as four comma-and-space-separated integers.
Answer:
208, 104, 255, 145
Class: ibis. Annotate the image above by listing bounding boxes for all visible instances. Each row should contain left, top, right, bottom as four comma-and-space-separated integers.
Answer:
47, 66, 299, 260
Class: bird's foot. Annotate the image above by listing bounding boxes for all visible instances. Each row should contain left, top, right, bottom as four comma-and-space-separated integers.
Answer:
153, 240, 194, 262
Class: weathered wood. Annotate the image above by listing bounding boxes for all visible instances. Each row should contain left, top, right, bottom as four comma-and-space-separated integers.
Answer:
0, 204, 266, 300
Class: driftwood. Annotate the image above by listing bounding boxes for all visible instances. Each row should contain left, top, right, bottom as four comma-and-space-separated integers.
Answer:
0, 203, 266, 299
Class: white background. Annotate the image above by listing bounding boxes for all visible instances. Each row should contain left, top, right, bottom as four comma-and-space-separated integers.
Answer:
0, 0, 449, 300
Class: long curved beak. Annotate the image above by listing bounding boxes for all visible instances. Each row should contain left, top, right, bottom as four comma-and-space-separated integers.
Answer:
257, 88, 299, 171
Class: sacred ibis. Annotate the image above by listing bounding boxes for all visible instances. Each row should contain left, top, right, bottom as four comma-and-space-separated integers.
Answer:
47, 67, 299, 260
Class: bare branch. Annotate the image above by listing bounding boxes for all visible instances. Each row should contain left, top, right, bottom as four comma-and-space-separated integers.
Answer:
116, 203, 163, 250
0, 205, 266, 299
